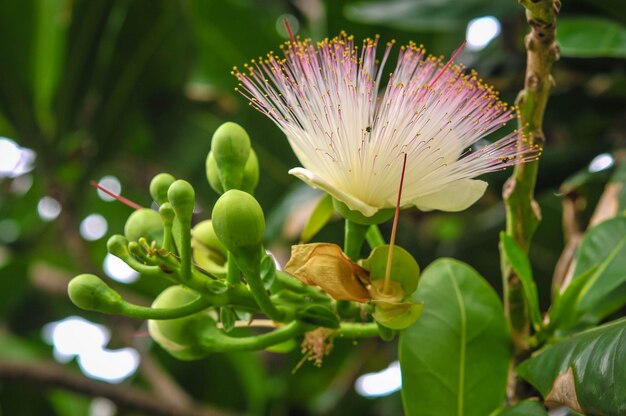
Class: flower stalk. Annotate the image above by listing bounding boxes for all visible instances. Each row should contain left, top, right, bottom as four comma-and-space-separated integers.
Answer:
501, 0, 560, 401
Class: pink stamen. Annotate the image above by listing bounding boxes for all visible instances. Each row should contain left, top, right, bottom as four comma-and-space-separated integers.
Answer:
90, 180, 143, 210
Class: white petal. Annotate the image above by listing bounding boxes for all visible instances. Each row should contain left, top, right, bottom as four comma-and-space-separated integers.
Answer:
410, 179, 488, 212
289, 168, 380, 217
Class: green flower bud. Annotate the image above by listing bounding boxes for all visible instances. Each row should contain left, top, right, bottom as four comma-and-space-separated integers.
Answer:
332, 199, 394, 225
241, 149, 259, 194
207, 148, 260, 195
167, 179, 195, 224
148, 285, 214, 360
107, 234, 131, 259
210, 122, 251, 191
212, 190, 265, 268
124, 208, 163, 246
206, 152, 224, 195
68, 274, 124, 314
192, 220, 228, 278
150, 173, 176, 205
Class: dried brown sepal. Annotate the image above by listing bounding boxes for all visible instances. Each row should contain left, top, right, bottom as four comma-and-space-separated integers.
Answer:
545, 367, 583, 413
284, 243, 371, 302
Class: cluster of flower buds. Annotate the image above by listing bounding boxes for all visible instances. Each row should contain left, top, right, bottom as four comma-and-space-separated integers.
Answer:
68, 121, 423, 362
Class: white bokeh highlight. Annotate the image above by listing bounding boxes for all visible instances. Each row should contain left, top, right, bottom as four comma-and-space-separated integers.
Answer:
355, 361, 402, 398
588, 153, 614, 173
103, 253, 139, 284
466, 16, 501, 51
97, 176, 122, 202
80, 214, 108, 241
0, 137, 35, 178
42, 316, 140, 383
37, 196, 62, 221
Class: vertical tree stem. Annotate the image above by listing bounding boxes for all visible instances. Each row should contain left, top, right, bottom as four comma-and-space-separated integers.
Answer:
501, 0, 560, 400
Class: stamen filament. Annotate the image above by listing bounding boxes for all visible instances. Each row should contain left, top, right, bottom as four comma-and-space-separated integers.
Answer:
90, 180, 143, 210
383, 153, 408, 294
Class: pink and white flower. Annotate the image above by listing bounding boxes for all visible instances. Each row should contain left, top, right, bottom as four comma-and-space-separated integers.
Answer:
233, 33, 540, 217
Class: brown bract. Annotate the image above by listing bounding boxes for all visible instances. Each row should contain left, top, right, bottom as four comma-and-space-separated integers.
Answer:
284, 243, 370, 302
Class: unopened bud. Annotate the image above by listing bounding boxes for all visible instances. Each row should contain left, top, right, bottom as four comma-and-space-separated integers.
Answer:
68, 274, 124, 314
167, 180, 195, 223
212, 190, 265, 267
150, 173, 176, 205
124, 208, 163, 246
210, 122, 251, 191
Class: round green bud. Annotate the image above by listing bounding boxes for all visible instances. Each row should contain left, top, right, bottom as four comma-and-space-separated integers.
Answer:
107, 234, 131, 259
159, 203, 175, 226
206, 152, 224, 195
167, 179, 195, 223
192, 220, 228, 278
207, 148, 260, 195
241, 148, 259, 194
124, 208, 163, 246
212, 190, 265, 257
211, 122, 251, 191
68, 274, 124, 314
332, 199, 394, 225
150, 173, 176, 205
192, 220, 227, 257
148, 285, 213, 360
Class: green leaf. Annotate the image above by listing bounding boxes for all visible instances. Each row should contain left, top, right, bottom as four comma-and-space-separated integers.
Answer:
399, 259, 512, 416
300, 194, 334, 243
500, 233, 542, 331
517, 318, 626, 415
573, 216, 626, 324
491, 400, 548, 416
558, 17, 626, 58
33, 0, 68, 133
548, 266, 597, 332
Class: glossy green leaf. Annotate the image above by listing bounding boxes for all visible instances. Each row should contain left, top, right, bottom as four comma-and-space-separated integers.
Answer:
500, 233, 542, 331
300, 194, 334, 243
548, 266, 597, 332
517, 318, 626, 415
573, 216, 626, 324
399, 259, 512, 416
220, 306, 236, 332
558, 17, 626, 58
491, 400, 548, 416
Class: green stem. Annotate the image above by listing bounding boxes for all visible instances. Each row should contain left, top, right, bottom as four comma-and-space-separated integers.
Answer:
202, 321, 304, 352
335, 322, 379, 338
275, 271, 330, 302
366, 225, 386, 249
344, 220, 369, 261
119, 296, 211, 320
226, 251, 241, 285
501, 0, 560, 402
241, 261, 287, 322
173, 218, 192, 280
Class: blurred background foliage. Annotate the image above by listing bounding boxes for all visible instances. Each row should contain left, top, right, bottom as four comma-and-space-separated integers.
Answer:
0, 0, 624, 415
